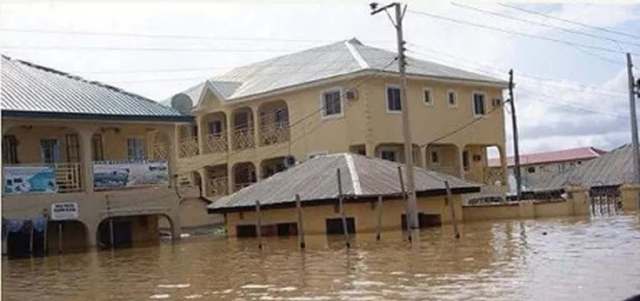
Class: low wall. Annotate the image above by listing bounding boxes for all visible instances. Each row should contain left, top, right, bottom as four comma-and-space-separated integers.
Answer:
225, 195, 464, 237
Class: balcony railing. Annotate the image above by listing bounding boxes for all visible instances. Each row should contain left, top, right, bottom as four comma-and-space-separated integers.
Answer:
207, 177, 229, 197
260, 121, 290, 146
234, 182, 254, 192
232, 128, 254, 150
3, 162, 82, 194
179, 136, 199, 158
205, 133, 228, 154
483, 167, 505, 186
93, 160, 169, 191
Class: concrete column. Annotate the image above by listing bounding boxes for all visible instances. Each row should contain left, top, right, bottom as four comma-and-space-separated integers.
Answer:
252, 107, 260, 148
457, 145, 466, 180
163, 126, 180, 188
365, 142, 376, 158
565, 185, 590, 216
198, 168, 209, 197
254, 161, 262, 182
226, 112, 234, 151
78, 128, 96, 193
196, 115, 206, 155
498, 145, 508, 186
227, 163, 235, 193
620, 184, 640, 212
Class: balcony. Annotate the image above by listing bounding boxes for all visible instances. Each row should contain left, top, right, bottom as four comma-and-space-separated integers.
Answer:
232, 128, 254, 150
93, 160, 169, 191
205, 133, 228, 153
179, 136, 199, 158
3, 163, 82, 194
260, 121, 290, 146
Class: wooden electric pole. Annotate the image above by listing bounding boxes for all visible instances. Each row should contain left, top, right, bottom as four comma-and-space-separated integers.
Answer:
626, 53, 640, 208
508, 69, 522, 201
370, 2, 419, 238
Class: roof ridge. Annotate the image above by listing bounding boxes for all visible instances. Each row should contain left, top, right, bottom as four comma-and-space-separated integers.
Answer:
2, 54, 177, 112
345, 39, 369, 69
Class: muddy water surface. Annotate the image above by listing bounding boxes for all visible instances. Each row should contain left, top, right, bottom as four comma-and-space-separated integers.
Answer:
3, 215, 640, 300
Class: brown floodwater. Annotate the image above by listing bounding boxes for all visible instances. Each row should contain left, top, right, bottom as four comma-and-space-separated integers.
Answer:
2, 215, 640, 301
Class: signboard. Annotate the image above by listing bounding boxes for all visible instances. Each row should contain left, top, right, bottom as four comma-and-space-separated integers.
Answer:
51, 202, 79, 221
93, 161, 169, 189
3, 166, 57, 194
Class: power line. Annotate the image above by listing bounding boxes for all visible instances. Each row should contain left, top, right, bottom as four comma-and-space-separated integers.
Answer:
498, 3, 640, 40
451, 2, 640, 49
406, 9, 639, 56
407, 45, 627, 97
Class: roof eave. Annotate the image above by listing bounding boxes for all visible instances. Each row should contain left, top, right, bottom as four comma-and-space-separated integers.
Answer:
1, 110, 194, 123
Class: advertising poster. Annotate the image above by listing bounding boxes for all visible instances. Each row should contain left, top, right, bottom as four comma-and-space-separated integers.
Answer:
93, 161, 169, 189
3, 166, 57, 194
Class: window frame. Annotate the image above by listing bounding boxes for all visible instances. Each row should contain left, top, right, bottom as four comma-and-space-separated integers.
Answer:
127, 136, 146, 161
2, 135, 19, 164
472, 91, 487, 117
40, 138, 60, 164
385, 84, 402, 114
423, 87, 434, 107
447, 89, 458, 108
320, 87, 344, 119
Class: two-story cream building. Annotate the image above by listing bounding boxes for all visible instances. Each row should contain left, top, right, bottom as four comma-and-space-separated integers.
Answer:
167, 39, 509, 202
1, 55, 195, 257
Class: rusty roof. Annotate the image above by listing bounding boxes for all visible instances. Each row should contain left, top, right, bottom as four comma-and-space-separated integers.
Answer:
488, 147, 606, 167
209, 153, 481, 212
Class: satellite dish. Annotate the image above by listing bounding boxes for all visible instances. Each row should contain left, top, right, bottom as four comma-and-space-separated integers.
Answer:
171, 94, 193, 115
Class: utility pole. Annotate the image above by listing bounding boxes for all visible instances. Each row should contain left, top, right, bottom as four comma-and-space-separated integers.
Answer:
370, 2, 419, 235
626, 53, 640, 208
508, 69, 522, 201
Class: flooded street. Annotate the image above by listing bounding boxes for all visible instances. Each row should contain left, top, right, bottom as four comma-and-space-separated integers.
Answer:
3, 215, 640, 301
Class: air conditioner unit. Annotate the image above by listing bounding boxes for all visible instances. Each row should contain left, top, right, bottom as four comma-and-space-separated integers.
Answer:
283, 156, 296, 168
345, 88, 358, 101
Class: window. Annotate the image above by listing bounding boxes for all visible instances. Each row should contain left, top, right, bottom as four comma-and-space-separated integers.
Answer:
274, 109, 288, 128
527, 167, 536, 173
447, 90, 457, 107
321, 89, 342, 117
386, 86, 402, 112
40, 139, 60, 163
473, 92, 486, 116
430, 150, 440, 165
325, 217, 356, 235
127, 138, 145, 161
380, 150, 397, 162
462, 150, 469, 171
2, 135, 18, 164
92, 134, 104, 161
65, 134, 80, 162
208, 120, 223, 135
423, 88, 433, 106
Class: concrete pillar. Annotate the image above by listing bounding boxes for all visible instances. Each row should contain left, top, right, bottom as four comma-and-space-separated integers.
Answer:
163, 126, 180, 188
227, 112, 234, 151
498, 145, 508, 186
196, 115, 206, 155
458, 145, 466, 180
198, 168, 209, 197
620, 184, 640, 212
78, 128, 96, 193
365, 142, 376, 158
254, 161, 262, 182
565, 185, 590, 216
252, 107, 260, 148
227, 164, 235, 193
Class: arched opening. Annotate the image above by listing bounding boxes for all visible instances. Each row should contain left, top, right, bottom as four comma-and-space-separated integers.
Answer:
425, 143, 461, 177
97, 214, 174, 249
46, 220, 90, 255
258, 100, 290, 146
201, 111, 228, 153
204, 164, 228, 197
230, 107, 255, 150
232, 162, 256, 192
260, 156, 295, 180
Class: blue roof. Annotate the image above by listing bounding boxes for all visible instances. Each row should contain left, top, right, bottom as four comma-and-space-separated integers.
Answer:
1, 55, 192, 122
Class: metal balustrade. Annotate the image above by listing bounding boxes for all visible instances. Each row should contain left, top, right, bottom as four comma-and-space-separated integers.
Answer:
179, 136, 199, 158
207, 177, 229, 197
260, 121, 290, 146
205, 133, 228, 153
232, 128, 255, 150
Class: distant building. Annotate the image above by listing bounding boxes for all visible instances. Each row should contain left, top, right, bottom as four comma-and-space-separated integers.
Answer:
1, 55, 198, 257
488, 147, 606, 192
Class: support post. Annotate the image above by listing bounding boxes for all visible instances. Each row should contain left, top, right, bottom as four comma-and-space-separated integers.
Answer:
58, 223, 62, 254
43, 211, 48, 255
626, 53, 640, 209
336, 169, 350, 248
397, 166, 411, 241
376, 195, 383, 241
295, 194, 306, 249
370, 2, 419, 237
444, 181, 460, 239
508, 70, 522, 201
255, 200, 262, 249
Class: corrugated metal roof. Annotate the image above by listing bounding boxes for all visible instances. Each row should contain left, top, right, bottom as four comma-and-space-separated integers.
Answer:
172, 38, 506, 109
538, 144, 638, 190
209, 153, 480, 212
1, 55, 191, 121
488, 147, 606, 167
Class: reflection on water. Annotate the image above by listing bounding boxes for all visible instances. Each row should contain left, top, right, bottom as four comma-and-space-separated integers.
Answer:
3, 215, 640, 300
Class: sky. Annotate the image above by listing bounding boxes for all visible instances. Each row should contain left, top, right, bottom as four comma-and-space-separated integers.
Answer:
1, 0, 639, 157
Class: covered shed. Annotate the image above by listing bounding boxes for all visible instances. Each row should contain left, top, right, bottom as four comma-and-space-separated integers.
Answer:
209, 153, 480, 237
